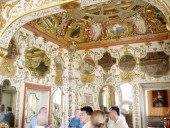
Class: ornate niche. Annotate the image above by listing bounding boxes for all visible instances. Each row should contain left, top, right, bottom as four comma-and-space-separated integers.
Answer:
98, 51, 116, 73
140, 51, 169, 77
98, 85, 115, 113
0, 37, 18, 76
25, 47, 50, 78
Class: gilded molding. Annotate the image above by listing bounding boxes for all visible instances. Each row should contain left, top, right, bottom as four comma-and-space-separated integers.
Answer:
0, 47, 8, 57
0, 0, 109, 49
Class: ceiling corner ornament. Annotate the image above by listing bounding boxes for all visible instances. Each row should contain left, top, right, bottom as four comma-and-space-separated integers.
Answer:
0, 47, 8, 57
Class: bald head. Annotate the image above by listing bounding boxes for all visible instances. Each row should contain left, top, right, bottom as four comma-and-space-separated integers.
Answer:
39, 107, 47, 115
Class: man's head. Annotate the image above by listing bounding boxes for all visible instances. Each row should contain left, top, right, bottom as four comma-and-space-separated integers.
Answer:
39, 107, 47, 115
74, 109, 81, 119
109, 106, 120, 120
80, 106, 93, 124
6, 106, 12, 112
0, 104, 5, 112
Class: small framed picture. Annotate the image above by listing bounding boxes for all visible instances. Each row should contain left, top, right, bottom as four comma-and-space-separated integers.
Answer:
152, 90, 168, 107
84, 93, 93, 104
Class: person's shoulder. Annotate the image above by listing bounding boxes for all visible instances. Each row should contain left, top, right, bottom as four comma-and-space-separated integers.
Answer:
30, 115, 37, 120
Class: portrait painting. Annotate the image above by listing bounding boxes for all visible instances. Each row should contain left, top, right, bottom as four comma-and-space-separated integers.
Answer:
152, 90, 168, 107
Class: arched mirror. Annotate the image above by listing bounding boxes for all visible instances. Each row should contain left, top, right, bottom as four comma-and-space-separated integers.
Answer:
0, 79, 17, 127
119, 54, 136, 72
99, 85, 115, 114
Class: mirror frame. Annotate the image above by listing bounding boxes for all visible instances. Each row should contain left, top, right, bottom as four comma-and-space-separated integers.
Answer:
22, 84, 51, 128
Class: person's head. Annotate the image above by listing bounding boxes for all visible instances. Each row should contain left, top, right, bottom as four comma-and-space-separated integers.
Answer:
39, 107, 47, 115
100, 105, 104, 110
74, 109, 81, 119
6, 106, 12, 112
80, 106, 93, 124
0, 104, 5, 112
109, 106, 120, 120
91, 110, 106, 128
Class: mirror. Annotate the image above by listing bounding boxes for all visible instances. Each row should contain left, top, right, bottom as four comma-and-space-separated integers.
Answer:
120, 83, 133, 128
98, 51, 116, 72
79, 56, 95, 74
120, 101, 132, 114
0, 79, 17, 127
140, 52, 169, 77
99, 85, 115, 114
25, 47, 50, 78
119, 54, 136, 72
121, 101, 133, 128
53, 87, 64, 128
23, 84, 51, 128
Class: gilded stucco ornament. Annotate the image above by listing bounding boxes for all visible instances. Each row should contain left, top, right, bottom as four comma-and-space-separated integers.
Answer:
120, 71, 136, 82
25, 48, 50, 78
0, 47, 8, 57
163, 40, 170, 55
0, 0, 107, 48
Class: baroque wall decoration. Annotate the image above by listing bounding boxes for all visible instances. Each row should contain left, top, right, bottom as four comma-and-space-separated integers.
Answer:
25, 47, 50, 78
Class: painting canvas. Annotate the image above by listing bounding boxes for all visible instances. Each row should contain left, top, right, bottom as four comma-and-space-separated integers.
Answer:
152, 90, 168, 107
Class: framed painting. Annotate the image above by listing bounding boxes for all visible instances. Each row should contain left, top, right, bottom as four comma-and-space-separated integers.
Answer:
152, 90, 168, 107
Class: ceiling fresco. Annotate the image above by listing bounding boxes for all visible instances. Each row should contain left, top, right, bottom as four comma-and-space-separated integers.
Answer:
24, 0, 168, 49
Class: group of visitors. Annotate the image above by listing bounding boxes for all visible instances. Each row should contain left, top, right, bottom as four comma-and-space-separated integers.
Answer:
29, 105, 128, 128
0, 104, 14, 127
69, 105, 128, 128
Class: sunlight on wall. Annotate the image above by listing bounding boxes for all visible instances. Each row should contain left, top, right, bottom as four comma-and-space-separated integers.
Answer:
54, 88, 61, 105
145, 90, 148, 116
120, 83, 133, 102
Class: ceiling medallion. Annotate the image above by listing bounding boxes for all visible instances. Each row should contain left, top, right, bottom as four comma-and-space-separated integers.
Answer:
60, 1, 80, 10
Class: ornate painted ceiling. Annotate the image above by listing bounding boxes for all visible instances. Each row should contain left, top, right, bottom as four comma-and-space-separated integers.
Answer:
23, 0, 169, 50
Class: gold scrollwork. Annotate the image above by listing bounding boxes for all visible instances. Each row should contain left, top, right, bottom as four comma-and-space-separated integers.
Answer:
64, 20, 85, 43
120, 71, 136, 82
80, 74, 95, 84
0, 47, 8, 57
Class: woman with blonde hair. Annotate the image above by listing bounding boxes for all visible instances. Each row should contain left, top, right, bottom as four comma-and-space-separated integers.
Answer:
91, 110, 106, 128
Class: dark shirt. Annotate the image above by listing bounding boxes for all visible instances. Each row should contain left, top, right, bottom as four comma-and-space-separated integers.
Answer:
0, 112, 14, 127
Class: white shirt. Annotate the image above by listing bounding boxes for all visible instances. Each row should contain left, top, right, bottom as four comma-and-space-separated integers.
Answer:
82, 121, 91, 128
107, 115, 128, 128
